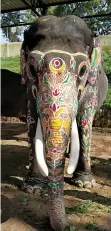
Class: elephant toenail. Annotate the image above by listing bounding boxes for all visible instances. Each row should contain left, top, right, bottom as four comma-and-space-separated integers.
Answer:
92, 179, 96, 187
75, 180, 83, 188
25, 188, 34, 194
84, 181, 91, 189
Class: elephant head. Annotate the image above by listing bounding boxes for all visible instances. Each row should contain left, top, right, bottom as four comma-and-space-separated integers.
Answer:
20, 15, 102, 231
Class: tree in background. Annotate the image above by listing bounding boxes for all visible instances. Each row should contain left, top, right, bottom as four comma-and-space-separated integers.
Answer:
1, 0, 111, 42
47, 0, 111, 35
1, 10, 35, 42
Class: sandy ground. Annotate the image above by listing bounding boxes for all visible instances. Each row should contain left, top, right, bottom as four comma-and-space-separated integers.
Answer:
1, 121, 111, 231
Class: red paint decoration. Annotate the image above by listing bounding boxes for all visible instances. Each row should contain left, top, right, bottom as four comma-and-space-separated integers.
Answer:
52, 103, 57, 112
53, 89, 60, 96
54, 60, 60, 67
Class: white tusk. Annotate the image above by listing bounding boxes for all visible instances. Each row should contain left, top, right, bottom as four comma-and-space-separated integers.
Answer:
35, 118, 49, 177
67, 119, 80, 175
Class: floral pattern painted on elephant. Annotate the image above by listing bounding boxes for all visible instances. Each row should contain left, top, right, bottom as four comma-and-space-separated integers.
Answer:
25, 50, 92, 196
77, 42, 101, 172
34, 54, 77, 196
19, 15, 108, 231
20, 44, 101, 194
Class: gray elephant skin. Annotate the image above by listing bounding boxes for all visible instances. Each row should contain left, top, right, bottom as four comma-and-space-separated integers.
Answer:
20, 15, 108, 231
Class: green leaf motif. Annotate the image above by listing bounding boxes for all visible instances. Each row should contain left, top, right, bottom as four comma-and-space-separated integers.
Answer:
48, 96, 52, 101
59, 97, 63, 102
63, 73, 70, 84
49, 182, 62, 188
43, 74, 49, 85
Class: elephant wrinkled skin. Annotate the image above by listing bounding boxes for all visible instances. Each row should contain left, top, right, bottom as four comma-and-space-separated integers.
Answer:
20, 15, 108, 231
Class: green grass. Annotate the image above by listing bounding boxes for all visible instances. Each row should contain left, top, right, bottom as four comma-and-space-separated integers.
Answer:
66, 201, 90, 214
1, 56, 20, 73
103, 84, 111, 108
66, 200, 111, 215
86, 223, 103, 231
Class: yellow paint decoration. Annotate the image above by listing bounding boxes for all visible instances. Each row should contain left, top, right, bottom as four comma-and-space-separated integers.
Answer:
78, 85, 84, 91
49, 63, 66, 73
49, 117, 63, 131
55, 108, 66, 117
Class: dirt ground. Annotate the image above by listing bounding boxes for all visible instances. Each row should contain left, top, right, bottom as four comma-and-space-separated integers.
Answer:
1, 120, 111, 231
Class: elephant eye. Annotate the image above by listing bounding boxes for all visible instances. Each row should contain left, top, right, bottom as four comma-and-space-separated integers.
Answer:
79, 65, 87, 78
30, 64, 37, 79
78, 61, 88, 79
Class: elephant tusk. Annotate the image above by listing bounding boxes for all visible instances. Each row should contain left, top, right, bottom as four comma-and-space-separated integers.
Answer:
35, 118, 49, 177
67, 119, 80, 175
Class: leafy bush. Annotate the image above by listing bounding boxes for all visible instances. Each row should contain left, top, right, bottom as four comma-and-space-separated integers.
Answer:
102, 46, 111, 83
1, 56, 20, 73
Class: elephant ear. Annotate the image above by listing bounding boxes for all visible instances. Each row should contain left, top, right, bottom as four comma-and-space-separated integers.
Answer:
88, 37, 102, 85
20, 46, 29, 85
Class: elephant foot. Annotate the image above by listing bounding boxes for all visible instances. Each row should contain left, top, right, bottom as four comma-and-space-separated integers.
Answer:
20, 172, 48, 194
71, 171, 96, 189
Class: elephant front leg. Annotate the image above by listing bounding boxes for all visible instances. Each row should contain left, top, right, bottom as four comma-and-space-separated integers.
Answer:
72, 122, 95, 189
72, 88, 98, 189
21, 83, 48, 194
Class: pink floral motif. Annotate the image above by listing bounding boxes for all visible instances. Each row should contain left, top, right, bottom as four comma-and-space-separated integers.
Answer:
70, 59, 73, 66
37, 73, 41, 78
52, 103, 57, 112
74, 75, 78, 79
81, 120, 87, 126
53, 89, 60, 96
89, 100, 97, 106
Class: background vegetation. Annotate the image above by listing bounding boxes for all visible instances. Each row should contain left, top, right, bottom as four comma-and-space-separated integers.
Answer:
1, 0, 111, 42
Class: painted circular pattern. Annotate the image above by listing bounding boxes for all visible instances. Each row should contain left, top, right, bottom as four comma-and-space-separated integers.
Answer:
49, 57, 66, 73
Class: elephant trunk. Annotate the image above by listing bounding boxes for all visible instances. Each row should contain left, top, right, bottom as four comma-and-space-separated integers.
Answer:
35, 116, 79, 230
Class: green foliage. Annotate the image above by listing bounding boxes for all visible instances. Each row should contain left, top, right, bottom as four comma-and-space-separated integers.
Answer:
66, 201, 90, 214
103, 84, 111, 108
47, 0, 111, 35
1, 56, 20, 73
86, 222, 102, 231
1, 10, 35, 42
102, 47, 111, 82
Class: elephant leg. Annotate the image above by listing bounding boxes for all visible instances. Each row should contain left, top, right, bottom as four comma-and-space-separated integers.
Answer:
72, 122, 95, 189
72, 86, 98, 189
21, 83, 48, 194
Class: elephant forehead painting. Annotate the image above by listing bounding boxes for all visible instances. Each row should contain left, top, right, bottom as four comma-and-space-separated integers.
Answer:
20, 15, 108, 231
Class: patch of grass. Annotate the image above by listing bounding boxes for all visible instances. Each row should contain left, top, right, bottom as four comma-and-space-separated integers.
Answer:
103, 84, 111, 109
66, 201, 90, 214
1, 56, 20, 73
66, 200, 110, 216
86, 222, 107, 231
86, 223, 101, 231
108, 207, 111, 214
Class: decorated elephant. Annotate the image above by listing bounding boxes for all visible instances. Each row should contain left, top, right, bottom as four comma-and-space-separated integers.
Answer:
20, 15, 108, 231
